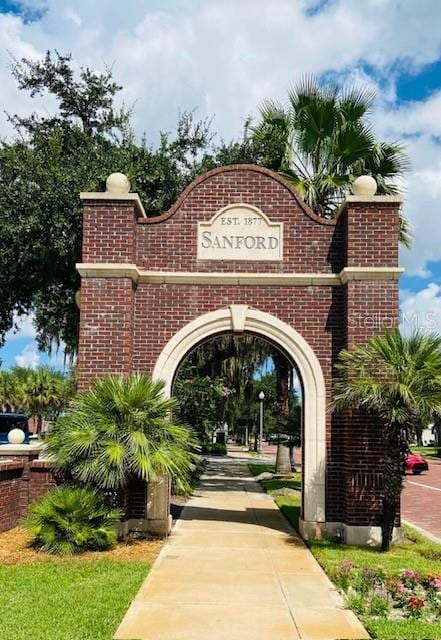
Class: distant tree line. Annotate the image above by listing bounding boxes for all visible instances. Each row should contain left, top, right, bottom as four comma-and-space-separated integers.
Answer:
0, 367, 75, 434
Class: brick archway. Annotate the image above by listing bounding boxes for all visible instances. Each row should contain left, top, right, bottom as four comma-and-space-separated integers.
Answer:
152, 305, 326, 537
77, 163, 404, 545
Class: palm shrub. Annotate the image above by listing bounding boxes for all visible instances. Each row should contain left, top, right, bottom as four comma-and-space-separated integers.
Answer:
45, 374, 198, 493
24, 486, 122, 554
334, 329, 441, 551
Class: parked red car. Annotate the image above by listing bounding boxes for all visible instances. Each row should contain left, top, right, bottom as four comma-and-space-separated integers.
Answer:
406, 453, 429, 475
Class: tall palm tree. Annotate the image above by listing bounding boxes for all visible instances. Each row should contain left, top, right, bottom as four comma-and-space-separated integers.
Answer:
46, 374, 198, 492
333, 329, 441, 550
253, 77, 411, 245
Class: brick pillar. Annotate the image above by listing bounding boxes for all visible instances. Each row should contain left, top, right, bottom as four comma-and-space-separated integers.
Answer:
77, 190, 145, 389
340, 194, 403, 544
77, 183, 155, 536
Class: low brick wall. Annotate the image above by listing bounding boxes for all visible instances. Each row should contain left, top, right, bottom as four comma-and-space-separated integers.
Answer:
0, 462, 25, 532
0, 458, 58, 532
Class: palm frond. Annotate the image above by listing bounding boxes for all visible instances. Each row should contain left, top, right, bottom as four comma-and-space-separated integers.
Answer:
46, 374, 198, 490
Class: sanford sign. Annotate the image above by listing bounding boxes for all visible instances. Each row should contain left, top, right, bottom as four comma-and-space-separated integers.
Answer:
197, 203, 283, 261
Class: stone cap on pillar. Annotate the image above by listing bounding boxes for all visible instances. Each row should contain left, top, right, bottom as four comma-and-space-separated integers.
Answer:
343, 194, 403, 206
337, 175, 403, 216
80, 172, 146, 218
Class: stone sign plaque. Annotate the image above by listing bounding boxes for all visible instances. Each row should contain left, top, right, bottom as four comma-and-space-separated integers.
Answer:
197, 203, 283, 261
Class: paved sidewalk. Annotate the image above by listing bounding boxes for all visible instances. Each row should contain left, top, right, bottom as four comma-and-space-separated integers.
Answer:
115, 456, 368, 640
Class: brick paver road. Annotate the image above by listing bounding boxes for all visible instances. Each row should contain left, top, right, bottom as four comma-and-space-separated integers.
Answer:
402, 457, 441, 539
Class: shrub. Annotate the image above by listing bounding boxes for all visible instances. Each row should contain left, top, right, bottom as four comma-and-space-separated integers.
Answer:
201, 443, 227, 456
388, 579, 412, 606
356, 567, 385, 594
45, 375, 198, 493
333, 560, 355, 590
406, 595, 426, 618
24, 486, 123, 555
401, 569, 421, 588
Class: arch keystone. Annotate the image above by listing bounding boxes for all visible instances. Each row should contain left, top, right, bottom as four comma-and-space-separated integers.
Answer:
229, 304, 248, 332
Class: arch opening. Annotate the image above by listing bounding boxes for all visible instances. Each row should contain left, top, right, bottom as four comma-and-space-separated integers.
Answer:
172, 331, 303, 461
152, 306, 327, 537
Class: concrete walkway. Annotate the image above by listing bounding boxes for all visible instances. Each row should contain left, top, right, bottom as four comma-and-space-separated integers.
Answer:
115, 456, 369, 640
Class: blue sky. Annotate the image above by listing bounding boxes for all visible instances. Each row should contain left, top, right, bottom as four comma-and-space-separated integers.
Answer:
0, 0, 440, 369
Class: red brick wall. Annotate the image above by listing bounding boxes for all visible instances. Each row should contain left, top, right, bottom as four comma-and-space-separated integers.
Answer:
345, 201, 400, 268
341, 201, 401, 527
28, 461, 58, 504
0, 462, 24, 532
77, 277, 135, 388
0, 459, 58, 532
83, 201, 136, 263
77, 164, 402, 528
137, 166, 344, 273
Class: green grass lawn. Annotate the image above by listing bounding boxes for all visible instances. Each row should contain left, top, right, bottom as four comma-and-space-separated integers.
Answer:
248, 462, 276, 475
249, 461, 441, 640
410, 445, 440, 460
0, 558, 149, 640
248, 461, 302, 495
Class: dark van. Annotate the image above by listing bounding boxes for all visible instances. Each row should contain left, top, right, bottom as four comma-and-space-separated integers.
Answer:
0, 413, 30, 444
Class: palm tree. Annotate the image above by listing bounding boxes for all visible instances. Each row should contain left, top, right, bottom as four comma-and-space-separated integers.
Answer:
253, 76, 411, 246
21, 367, 64, 436
333, 329, 441, 551
0, 370, 24, 412
45, 374, 198, 492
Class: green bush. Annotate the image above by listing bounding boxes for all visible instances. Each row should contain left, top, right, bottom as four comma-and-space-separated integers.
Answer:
201, 443, 227, 455
24, 486, 123, 555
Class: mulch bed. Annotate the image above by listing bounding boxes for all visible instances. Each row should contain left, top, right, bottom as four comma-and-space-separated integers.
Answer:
0, 527, 163, 565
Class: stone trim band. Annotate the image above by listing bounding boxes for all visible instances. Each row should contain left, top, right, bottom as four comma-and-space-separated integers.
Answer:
76, 263, 404, 285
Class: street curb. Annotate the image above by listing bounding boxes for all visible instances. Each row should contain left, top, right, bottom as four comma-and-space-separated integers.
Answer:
402, 519, 441, 544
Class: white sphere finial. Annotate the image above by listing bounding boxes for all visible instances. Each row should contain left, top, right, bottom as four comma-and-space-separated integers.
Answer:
8, 428, 25, 445
351, 175, 377, 197
106, 172, 130, 194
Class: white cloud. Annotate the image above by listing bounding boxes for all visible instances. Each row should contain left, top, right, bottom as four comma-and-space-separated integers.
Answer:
5, 313, 36, 342
15, 342, 40, 368
397, 134, 441, 275
400, 283, 441, 335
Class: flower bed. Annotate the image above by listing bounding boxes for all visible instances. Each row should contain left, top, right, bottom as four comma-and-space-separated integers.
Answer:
250, 461, 441, 639
334, 562, 441, 623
